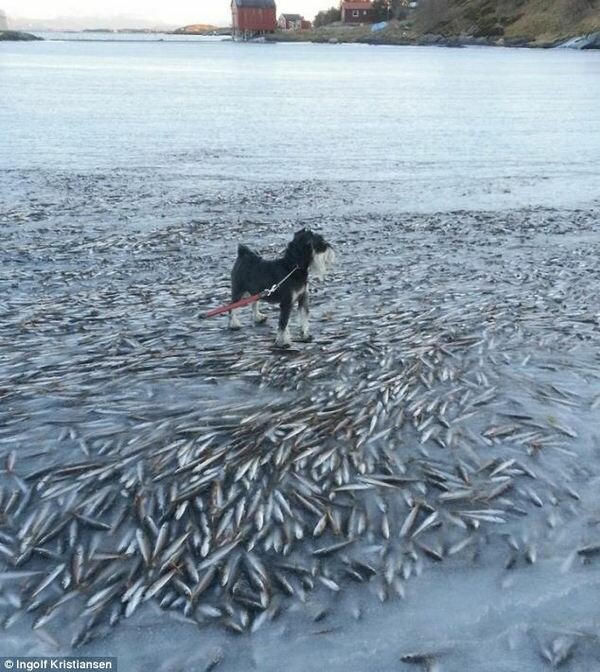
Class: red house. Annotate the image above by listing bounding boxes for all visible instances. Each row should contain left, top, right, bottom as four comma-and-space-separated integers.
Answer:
231, 0, 277, 39
340, 1, 376, 23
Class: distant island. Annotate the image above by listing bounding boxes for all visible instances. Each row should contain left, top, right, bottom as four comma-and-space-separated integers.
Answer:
82, 28, 169, 33
174, 24, 231, 36
0, 30, 42, 41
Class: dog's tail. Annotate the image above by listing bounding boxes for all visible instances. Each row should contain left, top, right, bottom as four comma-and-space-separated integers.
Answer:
237, 244, 259, 259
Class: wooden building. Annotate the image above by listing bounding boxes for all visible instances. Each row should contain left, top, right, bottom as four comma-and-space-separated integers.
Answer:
340, 1, 376, 24
278, 13, 303, 31
231, 0, 277, 39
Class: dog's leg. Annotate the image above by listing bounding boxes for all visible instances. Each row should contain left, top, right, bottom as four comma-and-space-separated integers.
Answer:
229, 308, 242, 330
252, 300, 267, 325
229, 291, 246, 331
297, 290, 312, 342
275, 299, 292, 348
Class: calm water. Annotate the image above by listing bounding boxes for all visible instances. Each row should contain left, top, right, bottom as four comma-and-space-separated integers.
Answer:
1, 38, 599, 211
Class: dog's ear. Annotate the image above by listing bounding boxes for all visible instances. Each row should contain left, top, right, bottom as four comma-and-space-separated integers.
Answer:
287, 229, 314, 268
294, 229, 314, 251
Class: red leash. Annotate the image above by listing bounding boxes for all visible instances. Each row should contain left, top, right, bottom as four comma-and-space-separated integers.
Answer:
203, 292, 262, 319
201, 265, 299, 319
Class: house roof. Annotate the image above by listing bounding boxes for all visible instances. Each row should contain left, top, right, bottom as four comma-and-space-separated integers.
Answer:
281, 13, 303, 20
341, 1, 374, 8
232, 0, 276, 7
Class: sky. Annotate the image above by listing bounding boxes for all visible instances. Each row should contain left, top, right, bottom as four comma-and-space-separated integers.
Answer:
2, 0, 330, 26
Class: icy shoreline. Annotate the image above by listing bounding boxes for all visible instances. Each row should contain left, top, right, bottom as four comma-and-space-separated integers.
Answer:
1, 179, 600, 670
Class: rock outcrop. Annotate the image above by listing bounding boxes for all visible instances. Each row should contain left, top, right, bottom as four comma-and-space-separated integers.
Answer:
558, 32, 600, 49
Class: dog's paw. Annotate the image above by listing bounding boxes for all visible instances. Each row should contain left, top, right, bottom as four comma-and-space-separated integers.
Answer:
229, 324, 242, 331
275, 329, 292, 348
298, 334, 313, 343
254, 315, 268, 325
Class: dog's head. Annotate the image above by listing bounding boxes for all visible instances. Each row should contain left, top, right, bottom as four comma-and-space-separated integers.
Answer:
288, 229, 335, 279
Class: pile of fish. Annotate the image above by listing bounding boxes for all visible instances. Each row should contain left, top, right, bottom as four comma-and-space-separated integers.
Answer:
1, 206, 599, 647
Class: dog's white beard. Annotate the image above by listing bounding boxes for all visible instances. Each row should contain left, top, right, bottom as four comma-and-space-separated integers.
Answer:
309, 247, 335, 279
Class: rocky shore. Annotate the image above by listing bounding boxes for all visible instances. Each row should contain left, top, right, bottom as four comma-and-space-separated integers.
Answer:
270, 25, 600, 49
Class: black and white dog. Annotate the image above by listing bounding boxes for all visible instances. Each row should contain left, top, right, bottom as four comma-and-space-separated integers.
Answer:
229, 229, 335, 348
